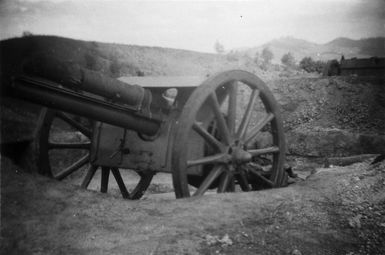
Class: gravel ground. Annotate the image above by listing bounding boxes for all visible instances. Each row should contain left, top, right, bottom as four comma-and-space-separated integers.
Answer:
1, 156, 384, 255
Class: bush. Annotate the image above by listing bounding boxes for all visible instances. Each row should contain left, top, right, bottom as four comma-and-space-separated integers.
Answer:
281, 52, 296, 67
22, 31, 33, 37
110, 58, 123, 77
226, 51, 240, 62
262, 47, 273, 65
84, 53, 98, 70
254, 52, 260, 65
299, 57, 325, 73
313, 61, 326, 73
214, 40, 225, 54
322, 60, 340, 76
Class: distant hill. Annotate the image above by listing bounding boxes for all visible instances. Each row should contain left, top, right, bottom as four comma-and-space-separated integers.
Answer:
236, 36, 385, 64
325, 37, 385, 57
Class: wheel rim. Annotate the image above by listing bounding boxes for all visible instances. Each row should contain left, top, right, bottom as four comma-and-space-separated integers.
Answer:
171, 71, 286, 198
36, 108, 153, 199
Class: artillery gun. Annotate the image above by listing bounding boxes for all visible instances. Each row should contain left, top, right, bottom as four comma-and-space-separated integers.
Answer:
3, 56, 286, 199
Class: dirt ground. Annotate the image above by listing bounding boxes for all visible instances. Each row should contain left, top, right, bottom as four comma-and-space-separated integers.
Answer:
1, 156, 384, 255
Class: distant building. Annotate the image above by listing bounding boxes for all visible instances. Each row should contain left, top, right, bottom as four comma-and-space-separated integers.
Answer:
340, 57, 385, 77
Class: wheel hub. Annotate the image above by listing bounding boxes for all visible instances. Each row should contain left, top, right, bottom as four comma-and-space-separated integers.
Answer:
229, 146, 252, 164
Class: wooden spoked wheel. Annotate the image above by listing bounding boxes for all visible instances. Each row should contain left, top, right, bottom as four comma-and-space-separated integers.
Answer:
171, 71, 286, 198
35, 108, 153, 199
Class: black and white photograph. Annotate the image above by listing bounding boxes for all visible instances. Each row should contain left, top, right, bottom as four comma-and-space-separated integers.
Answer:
1, 0, 384, 254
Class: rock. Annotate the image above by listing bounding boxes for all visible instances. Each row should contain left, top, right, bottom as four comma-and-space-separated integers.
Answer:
254, 132, 273, 149
287, 127, 385, 157
219, 234, 233, 247
204, 234, 233, 247
204, 234, 219, 246
348, 214, 362, 229
325, 154, 378, 167
291, 249, 302, 255
371, 154, 385, 165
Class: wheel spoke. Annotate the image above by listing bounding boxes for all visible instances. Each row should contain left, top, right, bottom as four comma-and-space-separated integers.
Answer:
244, 113, 274, 145
187, 153, 228, 167
48, 142, 91, 149
54, 154, 89, 180
248, 146, 280, 156
111, 168, 130, 199
80, 165, 98, 188
237, 170, 251, 191
209, 93, 231, 145
192, 122, 223, 152
100, 167, 110, 193
129, 171, 154, 200
193, 165, 224, 196
236, 89, 259, 139
227, 82, 237, 135
217, 171, 231, 193
249, 168, 274, 187
226, 173, 235, 192
55, 112, 92, 138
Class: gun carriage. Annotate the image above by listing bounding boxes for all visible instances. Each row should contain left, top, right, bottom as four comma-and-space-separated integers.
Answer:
4, 56, 286, 199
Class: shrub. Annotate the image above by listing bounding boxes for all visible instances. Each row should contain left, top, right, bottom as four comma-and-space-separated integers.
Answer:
299, 57, 325, 73
261, 47, 273, 65
110, 58, 122, 77
281, 52, 296, 67
322, 60, 340, 76
214, 40, 225, 54
226, 50, 240, 62
22, 31, 33, 37
84, 53, 97, 70
254, 52, 260, 65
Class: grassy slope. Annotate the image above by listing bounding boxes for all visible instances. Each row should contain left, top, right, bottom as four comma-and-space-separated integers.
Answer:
0, 35, 258, 79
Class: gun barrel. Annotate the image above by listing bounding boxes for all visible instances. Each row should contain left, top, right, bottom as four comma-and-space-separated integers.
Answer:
10, 76, 161, 136
23, 56, 151, 112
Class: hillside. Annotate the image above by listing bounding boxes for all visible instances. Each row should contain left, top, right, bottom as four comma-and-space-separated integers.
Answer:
238, 36, 385, 64
325, 37, 385, 57
2, 35, 383, 81
0, 35, 259, 80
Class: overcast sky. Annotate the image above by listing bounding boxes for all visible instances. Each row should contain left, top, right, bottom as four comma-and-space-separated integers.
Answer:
0, 0, 384, 52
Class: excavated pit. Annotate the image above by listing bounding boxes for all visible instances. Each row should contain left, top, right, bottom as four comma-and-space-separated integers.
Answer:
1, 74, 385, 254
